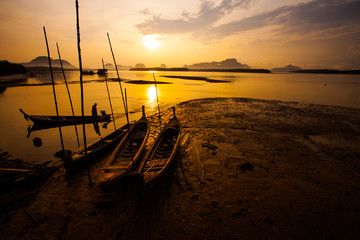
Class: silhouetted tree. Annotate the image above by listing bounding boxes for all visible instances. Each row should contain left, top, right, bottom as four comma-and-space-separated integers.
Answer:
0, 60, 28, 76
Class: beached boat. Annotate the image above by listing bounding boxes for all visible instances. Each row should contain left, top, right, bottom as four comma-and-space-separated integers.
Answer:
99, 106, 150, 189
59, 123, 131, 170
19, 109, 111, 126
137, 107, 182, 189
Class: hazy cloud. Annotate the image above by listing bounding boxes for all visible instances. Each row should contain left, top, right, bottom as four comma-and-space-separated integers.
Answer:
136, 0, 360, 40
136, 0, 256, 35
348, 45, 360, 55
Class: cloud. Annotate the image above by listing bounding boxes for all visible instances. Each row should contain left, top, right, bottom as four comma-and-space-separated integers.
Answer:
136, 0, 256, 35
348, 45, 360, 55
136, 0, 360, 41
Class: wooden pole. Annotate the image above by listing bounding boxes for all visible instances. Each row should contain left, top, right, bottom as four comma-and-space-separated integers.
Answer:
106, 32, 129, 125
76, 0, 92, 186
56, 42, 80, 147
152, 72, 161, 130
43, 26, 70, 185
124, 88, 128, 117
125, 88, 134, 165
102, 58, 116, 130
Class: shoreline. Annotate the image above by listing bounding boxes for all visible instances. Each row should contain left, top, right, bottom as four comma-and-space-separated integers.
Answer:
1, 97, 360, 239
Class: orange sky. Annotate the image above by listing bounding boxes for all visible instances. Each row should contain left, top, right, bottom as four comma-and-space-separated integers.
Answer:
0, 0, 359, 69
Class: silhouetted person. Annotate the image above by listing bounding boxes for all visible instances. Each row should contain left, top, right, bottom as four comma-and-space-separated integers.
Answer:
92, 103, 98, 120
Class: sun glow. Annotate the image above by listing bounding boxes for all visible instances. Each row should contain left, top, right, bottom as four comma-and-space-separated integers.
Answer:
142, 35, 160, 50
147, 85, 157, 103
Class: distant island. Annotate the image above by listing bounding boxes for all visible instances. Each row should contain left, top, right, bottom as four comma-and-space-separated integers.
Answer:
0, 60, 28, 76
130, 58, 270, 73
185, 58, 250, 70
130, 67, 270, 73
294, 69, 360, 74
190, 69, 271, 73
22, 56, 76, 69
271, 65, 302, 73
105, 63, 132, 70
130, 67, 189, 71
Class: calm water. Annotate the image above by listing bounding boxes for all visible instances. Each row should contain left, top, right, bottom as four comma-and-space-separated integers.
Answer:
1, 70, 359, 164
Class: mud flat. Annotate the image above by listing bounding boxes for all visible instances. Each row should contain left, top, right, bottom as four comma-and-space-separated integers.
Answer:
1, 98, 360, 239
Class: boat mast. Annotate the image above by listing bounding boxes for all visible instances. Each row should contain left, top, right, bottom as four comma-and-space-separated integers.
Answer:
43, 27, 70, 185
102, 58, 116, 130
76, 0, 92, 186
56, 42, 80, 147
107, 32, 129, 125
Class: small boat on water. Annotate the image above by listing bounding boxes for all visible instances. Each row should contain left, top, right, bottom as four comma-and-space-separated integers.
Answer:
57, 123, 131, 170
97, 69, 107, 75
99, 106, 150, 189
19, 109, 111, 127
137, 107, 182, 189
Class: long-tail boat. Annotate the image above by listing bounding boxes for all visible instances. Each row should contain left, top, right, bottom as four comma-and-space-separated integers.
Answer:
57, 123, 131, 171
137, 107, 182, 189
19, 108, 111, 127
99, 106, 150, 189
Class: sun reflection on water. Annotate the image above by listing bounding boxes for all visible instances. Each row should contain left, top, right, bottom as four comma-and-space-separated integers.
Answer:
146, 85, 161, 112
147, 85, 157, 103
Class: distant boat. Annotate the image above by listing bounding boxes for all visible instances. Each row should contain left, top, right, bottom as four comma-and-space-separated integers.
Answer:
97, 69, 107, 75
82, 70, 95, 75
99, 106, 150, 189
137, 107, 182, 190
19, 109, 111, 127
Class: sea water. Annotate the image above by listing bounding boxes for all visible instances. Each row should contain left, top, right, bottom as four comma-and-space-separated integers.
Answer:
0, 70, 359, 163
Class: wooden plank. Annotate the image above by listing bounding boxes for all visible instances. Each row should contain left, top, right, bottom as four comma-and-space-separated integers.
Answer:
102, 166, 129, 172
0, 168, 37, 172
143, 166, 164, 172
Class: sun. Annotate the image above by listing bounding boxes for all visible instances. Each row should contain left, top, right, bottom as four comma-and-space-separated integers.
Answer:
142, 35, 160, 50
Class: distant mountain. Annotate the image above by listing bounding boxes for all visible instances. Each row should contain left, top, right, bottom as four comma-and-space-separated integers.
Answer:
135, 63, 146, 68
184, 58, 250, 70
271, 65, 302, 73
22, 56, 76, 69
104, 63, 114, 69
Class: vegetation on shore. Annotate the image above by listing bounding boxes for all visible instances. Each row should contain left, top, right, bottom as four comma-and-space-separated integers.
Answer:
294, 69, 360, 74
190, 68, 271, 73
0, 60, 28, 76
130, 67, 271, 73
130, 67, 189, 71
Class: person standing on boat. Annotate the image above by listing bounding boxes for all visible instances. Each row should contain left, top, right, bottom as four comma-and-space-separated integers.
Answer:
92, 103, 98, 120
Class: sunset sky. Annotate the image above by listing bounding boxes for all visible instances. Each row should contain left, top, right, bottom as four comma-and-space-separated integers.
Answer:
1, 0, 359, 69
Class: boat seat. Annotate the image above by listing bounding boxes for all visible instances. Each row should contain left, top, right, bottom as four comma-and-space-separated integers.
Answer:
102, 166, 129, 172
143, 166, 165, 172
143, 162, 167, 172
154, 151, 172, 158
131, 131, 146, 140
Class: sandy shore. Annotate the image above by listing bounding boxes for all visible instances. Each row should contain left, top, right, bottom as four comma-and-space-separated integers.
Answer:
1, 97, 360, 239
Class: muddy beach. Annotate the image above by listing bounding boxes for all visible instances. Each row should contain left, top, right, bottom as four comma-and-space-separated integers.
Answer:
1, 97, 360, 239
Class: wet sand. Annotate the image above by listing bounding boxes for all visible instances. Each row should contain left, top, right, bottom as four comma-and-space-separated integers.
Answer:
1, 97, 360, 239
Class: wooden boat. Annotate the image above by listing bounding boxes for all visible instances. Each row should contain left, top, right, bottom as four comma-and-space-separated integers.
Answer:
56, 123, 131, 171
97, 69, 107, 75
99, 106, 150, 189
137, 107, 182, 189
19, 108, 111, 126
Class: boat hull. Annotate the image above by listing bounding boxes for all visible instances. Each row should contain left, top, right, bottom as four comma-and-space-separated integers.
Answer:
20, 109, 111, 127
138, 116, 182, 190
99, 116, 150, 189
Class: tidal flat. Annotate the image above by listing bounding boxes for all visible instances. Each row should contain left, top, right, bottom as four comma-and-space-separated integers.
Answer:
1, 97, 360, 239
